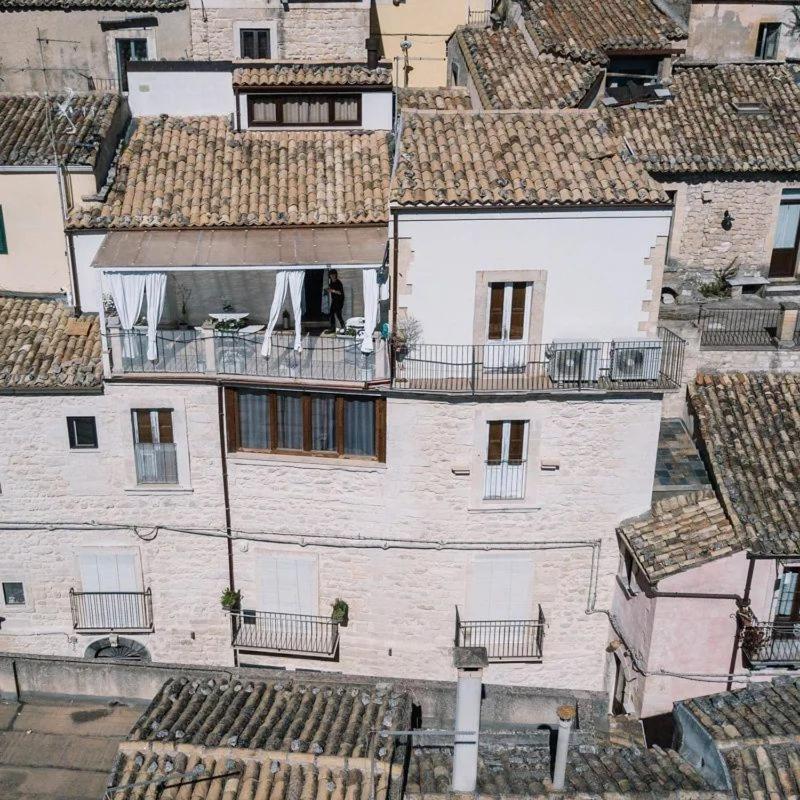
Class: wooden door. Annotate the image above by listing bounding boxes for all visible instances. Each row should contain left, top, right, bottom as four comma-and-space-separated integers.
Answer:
770, 200, 800, 278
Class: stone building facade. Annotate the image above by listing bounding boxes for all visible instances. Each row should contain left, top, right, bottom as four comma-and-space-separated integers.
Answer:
188, 0, 370, 61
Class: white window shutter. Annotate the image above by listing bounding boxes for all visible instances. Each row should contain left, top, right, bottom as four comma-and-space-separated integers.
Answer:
507, 559, 534, 620
469, 556, 533, 620
467, 559, 493, 619
295, 558, 317, 615
259, 556, 281, 612
114, 553, 139, 592
79, 553, 101, 592
277, 558, 301, 614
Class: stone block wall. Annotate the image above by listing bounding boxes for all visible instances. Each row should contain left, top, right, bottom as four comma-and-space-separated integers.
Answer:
189, 2, 369, 62
664, 176, 791, 297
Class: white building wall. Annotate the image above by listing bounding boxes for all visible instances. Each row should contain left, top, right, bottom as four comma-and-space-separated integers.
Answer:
396, 209, 672, 344
73, 231, 107, 313
127, 69, 235, 117
0, 381, 661, 694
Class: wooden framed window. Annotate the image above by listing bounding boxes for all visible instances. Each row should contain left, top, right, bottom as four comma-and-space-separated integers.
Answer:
225, 387, 385, 462
484, 420, 528, 500
0, 206, 7, 254
2, 581, 25, 606
132, 409, 177, 484
756, 22, 781, 60
240, 28, 270, 59
247, 93, 362, 128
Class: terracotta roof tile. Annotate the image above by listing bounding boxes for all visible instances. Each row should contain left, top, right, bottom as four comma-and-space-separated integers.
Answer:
0, 92, 121, 167
454, 27, 601, 109
106, 750, 369, 800
391, 110, 668, 209
0, 0, 183, 8
618, 490, 744, 584
407, 743, 714, 798
233, 62, 392, 88
396, 87, 473, 111
689, 372, 800, 555
68, 116, 391, 229
129, 675, 411, 760
607, 64, 800, 174
0, 297, 102, 391
724, 742, 800, 800
521, 0, 686, 65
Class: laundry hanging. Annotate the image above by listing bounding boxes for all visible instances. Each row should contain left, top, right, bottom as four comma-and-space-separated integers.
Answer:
361, 267, 379, 354
262, 270, 305, 357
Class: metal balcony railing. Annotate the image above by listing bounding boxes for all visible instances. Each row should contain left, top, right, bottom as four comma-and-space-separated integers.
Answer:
698, 306, 782, 348
393, 328, 685, 394
70, 588, 153, 632
231, 610, 340, 657
113, 329, 207, 373
467, 8, 492, 25
455, 605, 545, 662
741, 621, 800, 666
484, 460, 528, 500
134, 442, 178, 485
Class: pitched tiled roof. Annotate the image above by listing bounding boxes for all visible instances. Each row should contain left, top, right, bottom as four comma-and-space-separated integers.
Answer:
233, 62, 392, 88
391, 110, 668, 209
396, 87, 473, 111
618, 490, 743, 584
0, 297, 102, 391
724, 741, 800, 800
689, 372, 800, 555
521, 0, 686, 65
0, 92, 121, 167
68, 117, 391, 229
107, 750, 368, 800
681, 678, 800, 745
128, 675, 411, 760
607, 64, 800, 174
407, 743, 714, 798
454, 27, 601, 109
0, 0, 184, 9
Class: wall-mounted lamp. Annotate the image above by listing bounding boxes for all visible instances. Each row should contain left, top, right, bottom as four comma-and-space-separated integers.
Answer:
722, 209, 734, 230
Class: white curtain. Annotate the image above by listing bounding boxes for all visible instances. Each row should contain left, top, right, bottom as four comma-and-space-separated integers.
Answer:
361, 267, 379, 353
106, 271, 146, 360
144, 272, 167, 361
261, 270, 305, 357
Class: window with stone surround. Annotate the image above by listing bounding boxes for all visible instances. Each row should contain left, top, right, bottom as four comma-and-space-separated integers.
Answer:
247, 93, 362, 127
225, 387, 385, 461
756, 22, 781, 60
67, 416, 98, 449
2, 581, 26, 606
132, 409, 178, 484
240, 28, 271, 59
484, 420, 528, 500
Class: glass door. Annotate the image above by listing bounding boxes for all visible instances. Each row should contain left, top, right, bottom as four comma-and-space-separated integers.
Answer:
484, 281, 531, 370
116, 38, 148, 93
770, 192, 800, 278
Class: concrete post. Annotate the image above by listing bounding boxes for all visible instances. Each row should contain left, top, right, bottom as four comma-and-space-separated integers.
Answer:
201, 328, 217, 374
108, 325, 123, 375
778, 303, 799, 348
552, 704, 575, 791
452, 647, 488, 794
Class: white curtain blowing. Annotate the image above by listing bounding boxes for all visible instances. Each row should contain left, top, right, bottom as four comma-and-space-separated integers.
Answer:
361, 267, 379, 354
262, 270, 305, 357
106, 271, 166, 361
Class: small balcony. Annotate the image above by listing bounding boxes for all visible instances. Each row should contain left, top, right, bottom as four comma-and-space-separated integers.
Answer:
741, 621, 800, 667
454, 605, 545, 662
393, 328, 685, 394
69, 588, 154, 633
698, 302, 800, 349
231, 609, 340, 658
134, 441, 178, 484
484, 459, 528, 500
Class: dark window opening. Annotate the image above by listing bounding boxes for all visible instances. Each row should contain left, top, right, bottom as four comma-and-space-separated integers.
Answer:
2, 582, 25, 605
226, 387, 385, 461
67, 416, 98, 449
0, 206, 7, 255
605, 56, 663, 104
240, 28, 271, 59
247, 93, 361, 127
116, 37, 148, 93
756, 23, 781, 60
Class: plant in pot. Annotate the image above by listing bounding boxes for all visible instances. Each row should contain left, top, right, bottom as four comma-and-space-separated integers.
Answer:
220, 587, 242, 612
177, 285, 192, 330
391, 315, 422, 362
331, 598, 349, 627
102, 293, 119, 326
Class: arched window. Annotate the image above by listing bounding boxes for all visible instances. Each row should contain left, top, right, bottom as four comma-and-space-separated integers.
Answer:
84, 637, 150, 662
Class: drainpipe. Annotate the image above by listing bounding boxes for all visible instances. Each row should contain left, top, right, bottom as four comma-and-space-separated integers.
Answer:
217, 384, 238, 667
552, 705, 575, 792
452, 646, 488, 793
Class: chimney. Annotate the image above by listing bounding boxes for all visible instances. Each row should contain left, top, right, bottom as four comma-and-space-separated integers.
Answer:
552, 705, 575, 791
365, 36, 380, 70
452, 647, 489, 793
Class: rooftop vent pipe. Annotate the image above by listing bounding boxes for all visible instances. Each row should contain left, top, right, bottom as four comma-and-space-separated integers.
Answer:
552, 705, 576, 791
451, 647, 489, 793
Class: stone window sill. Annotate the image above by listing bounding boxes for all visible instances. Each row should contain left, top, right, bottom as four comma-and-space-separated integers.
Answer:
124, 485, 194, 494
228, 452, 387, 472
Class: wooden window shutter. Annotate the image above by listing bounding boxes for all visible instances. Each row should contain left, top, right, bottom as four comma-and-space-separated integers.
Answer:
508, 421, 526, 464
135, 410, 153, 444
487, 421, 503, 464
488, 283, 504, 340
225, 388, 239, 452
157, 410, 174, 444
508, 283, 527, 340
376, 397, 387, 463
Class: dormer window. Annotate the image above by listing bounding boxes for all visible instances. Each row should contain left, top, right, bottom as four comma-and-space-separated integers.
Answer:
756, 22, 781, 60
247, 93, 361, 127
732, 99, 766, 115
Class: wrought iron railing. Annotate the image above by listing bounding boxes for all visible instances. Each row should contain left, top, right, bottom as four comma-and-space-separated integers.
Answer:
741, 621, 800, 666
455, 605, 545, 662
88, 76, 122, 93
134, 442, 178, 484
698, 306, 781, 348
467, 8, 492, 25
70, 588, 153, 632
231, 609, 340, 657
393, 328, 685, 393
113, 329, 206, 373
484, 460, 527, 500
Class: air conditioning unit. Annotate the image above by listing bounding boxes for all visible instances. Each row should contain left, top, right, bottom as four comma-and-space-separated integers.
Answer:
546, 341, 601, 383
610, 339, 663, 381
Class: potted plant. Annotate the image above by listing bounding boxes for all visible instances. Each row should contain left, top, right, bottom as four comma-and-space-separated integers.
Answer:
102, 293, 119, 326
331, 598, 349, 627
177, 285, 192, 330
391, 315, 422, 362
220, 588, 241, 612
